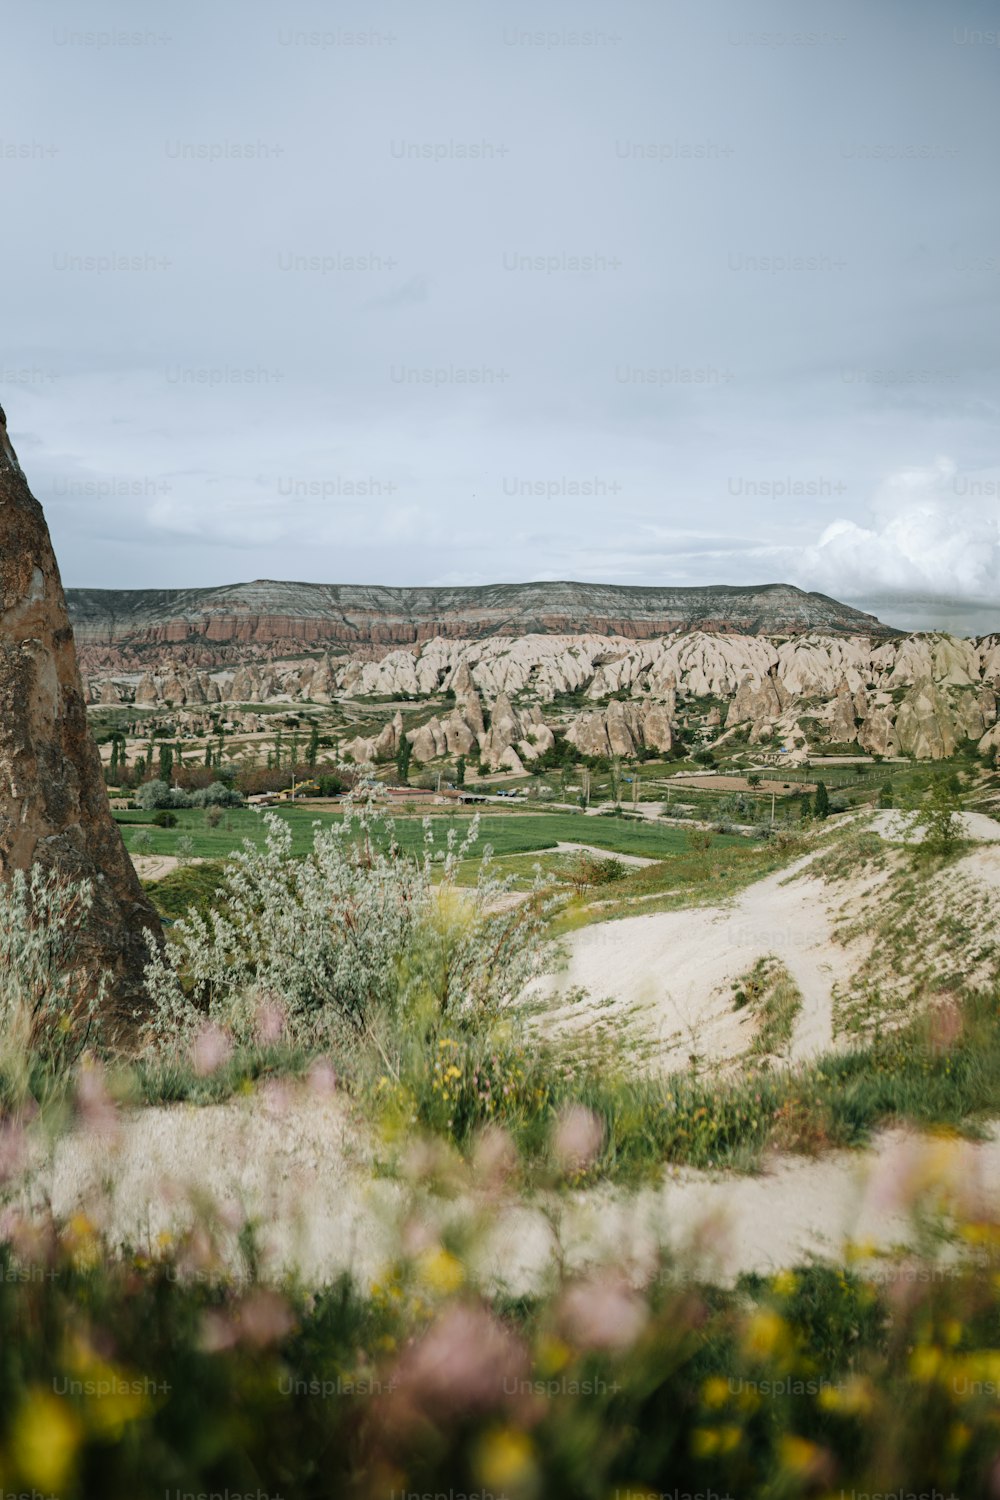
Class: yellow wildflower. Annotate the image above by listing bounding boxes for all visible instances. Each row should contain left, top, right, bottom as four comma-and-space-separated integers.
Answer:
701, 1376, 730, 1409
416, 1246, 465, 1295
475, 1427, 537, 1496
12, 1390, 82, 1491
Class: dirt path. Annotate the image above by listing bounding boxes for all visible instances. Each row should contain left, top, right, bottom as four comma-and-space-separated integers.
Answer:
553, 842, 657, 868
537, 854, 853, 1068
131, 854, 207, 882
30, 1098, 1000, 1291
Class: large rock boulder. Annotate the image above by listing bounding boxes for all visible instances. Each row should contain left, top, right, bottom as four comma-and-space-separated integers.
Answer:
134, 672, 158, 705
374, 710, 404, 761
407, 717, 448, 763
894, 680, 959, 760
857, 705, 900, 758
479, 692, 524, 768
726, 672, 784, 729
0, 408, 161, 1039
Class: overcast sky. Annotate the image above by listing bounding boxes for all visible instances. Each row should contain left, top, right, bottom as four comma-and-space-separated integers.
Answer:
4, 0, 999, 630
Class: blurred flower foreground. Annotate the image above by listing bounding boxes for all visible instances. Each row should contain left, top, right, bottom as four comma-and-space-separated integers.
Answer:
0, 795, 998, 1498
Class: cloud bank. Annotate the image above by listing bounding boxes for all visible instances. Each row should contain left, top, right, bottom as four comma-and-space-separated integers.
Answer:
790, 459, 1000, 608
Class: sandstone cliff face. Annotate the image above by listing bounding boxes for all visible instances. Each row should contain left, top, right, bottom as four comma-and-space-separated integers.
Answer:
0, 410, 161, 1039
67, 579, 897, 666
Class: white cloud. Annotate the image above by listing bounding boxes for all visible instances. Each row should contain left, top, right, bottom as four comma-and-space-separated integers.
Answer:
787, 458, 1000, 605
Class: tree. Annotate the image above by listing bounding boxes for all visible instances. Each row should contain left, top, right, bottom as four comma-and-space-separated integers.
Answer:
396, 735, 412, 784
158, 744, 174, 784
307, 720, 320, 769
814, 781, 830, 820
907, 776, 963, 856
799, 792, 812, 820
747, 772, 762, 789
135, 781, 173, 811
455, 756, 466, 787
878, 780, 894, 809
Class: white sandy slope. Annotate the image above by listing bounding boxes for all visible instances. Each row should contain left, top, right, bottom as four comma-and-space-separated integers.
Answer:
872, 809, 1000, 844
536, 855, 860, 1069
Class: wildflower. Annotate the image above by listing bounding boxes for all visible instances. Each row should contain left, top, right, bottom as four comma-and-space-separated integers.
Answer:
0, 1121, 27, 1182
742, 1307, 791, 1364
416, 1246, 465, 1295
255, 997, 286, 1045
261, 1078, 293, 1115
306, 1056, 338, 1097
692, 1425, 741, 1456
11, 1389, 82, 1491
559, 1271, 648, 1353
475, 1425, 537, 1497
74, 1055, 120, 1139
190, 1023, 232, 1077
780, 1435, 830, 1481
551, 1104, 605, 1174
386, 1304, 529, 1429
910, 1345, 943, 1383
702, 1375, 730, 1409
472, 1125, 517, 1190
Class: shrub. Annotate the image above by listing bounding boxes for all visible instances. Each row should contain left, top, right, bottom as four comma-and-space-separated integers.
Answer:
133, 779, 171, 811
135, 780, 192, 811
152, 810, 178, 828
189, 782, 243, 809
143, 801, 556, 1057
905, 776, 964, 856
0, 867, 104, 1101
567, 854, 627, 891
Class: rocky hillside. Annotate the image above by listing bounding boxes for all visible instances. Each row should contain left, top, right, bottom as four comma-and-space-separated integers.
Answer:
67, 579, 895, 671
85, 628, 1000, 768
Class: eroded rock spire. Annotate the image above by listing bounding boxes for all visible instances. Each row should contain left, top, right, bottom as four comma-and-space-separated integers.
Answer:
0, 406, 161, 1042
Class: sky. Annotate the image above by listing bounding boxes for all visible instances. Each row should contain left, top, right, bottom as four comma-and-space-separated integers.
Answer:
3, 0, 999, 632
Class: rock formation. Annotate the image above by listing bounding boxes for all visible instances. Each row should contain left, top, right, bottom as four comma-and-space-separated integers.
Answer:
66, 579, 896, 666
0, 408, 161, 1040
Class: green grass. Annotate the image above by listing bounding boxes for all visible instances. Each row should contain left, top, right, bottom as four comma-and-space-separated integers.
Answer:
118, 805, 753, 864
142, 860, 229, 921
733, 956, 803, 1059
553, 832, 806, 931
363, 980, 1000, 1185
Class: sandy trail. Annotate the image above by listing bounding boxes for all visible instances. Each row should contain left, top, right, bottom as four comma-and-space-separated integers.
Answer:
30, 1097, 1000, 1291
131, 854, 207, 881
553, 842, 656, 868
537, 855, 853, 1068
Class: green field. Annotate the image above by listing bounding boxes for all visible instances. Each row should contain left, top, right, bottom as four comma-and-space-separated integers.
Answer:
116, 804, 752, 863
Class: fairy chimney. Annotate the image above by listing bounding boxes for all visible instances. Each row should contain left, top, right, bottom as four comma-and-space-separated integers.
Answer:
0, 406, 162, 1040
